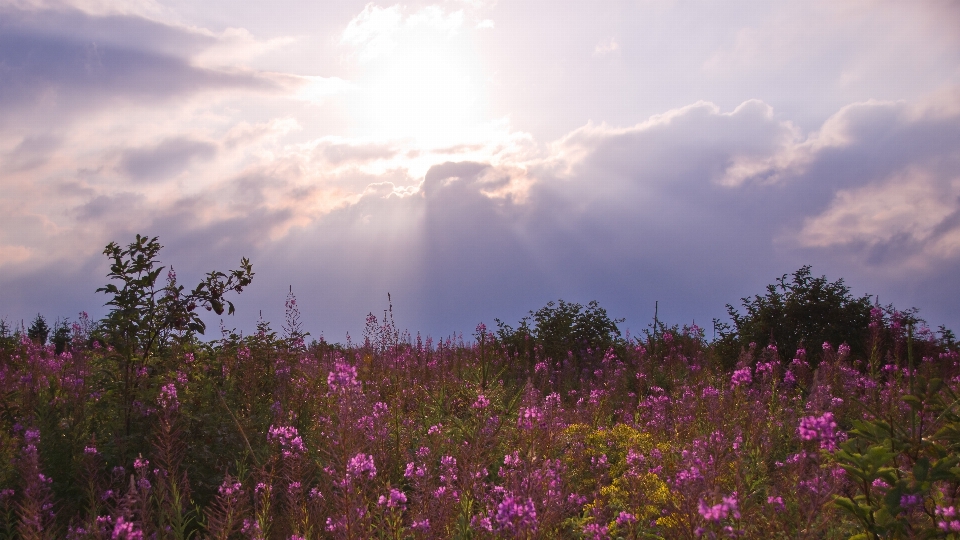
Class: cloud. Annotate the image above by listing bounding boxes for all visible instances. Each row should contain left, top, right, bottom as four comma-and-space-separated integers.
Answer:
0, 6, 286, 128
340, 4, 402, 58
4, 90, 960, 340
119, 137, 217, 182
593, 37, 619, 57
312, 139, 398, 165
1, 135, 61, 172
73, 191, 144, 221
0, 244, 32, 267
785, 100, 960, 269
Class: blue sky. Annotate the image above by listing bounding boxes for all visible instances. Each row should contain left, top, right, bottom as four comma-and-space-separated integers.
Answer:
1, 0, 959, 340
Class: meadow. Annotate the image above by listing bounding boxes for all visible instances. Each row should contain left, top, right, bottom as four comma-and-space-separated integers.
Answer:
1, 236, 959, 539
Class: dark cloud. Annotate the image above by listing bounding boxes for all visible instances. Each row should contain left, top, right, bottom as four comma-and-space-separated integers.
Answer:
74, 192, 144, 221
0, 6, 281, 125
119, 137, 217, 181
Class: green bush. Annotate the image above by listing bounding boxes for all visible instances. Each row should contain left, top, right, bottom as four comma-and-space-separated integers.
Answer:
717, 266, 873, 368
495, 299, 623, 378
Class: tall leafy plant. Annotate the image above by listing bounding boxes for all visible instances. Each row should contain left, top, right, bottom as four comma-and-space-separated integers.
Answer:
96, 234, 254, 446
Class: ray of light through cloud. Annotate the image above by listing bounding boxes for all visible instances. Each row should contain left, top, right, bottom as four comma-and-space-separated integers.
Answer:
1, 0, 959, 340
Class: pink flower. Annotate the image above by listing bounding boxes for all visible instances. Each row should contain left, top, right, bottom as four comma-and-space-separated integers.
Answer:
798, 412, 842, 451
494, 495, 537, 532
327, 360, 359, 392
112, 516, 143, 539
378, 488, 407, 509
346, 453, 376, 479
157, 383, 178, 411
731, 368, 752, 388
698, 493, 740, 522
268, 425, 306, 456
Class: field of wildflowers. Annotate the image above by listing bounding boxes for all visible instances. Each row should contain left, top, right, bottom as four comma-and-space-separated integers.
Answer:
2, 240, 960, 539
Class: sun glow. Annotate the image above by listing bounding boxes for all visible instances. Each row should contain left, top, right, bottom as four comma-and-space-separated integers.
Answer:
341, 5, 488, 147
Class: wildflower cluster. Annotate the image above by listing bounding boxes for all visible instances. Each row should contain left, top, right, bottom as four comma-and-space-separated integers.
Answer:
0, 257, 957, 538
797, 412, 842, 451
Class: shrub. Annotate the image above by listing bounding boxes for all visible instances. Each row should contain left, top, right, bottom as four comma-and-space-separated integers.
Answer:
495, 299, 624, 379
717, 265, 874, 368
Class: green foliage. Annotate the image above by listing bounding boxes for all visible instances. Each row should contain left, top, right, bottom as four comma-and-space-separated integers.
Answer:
27, 314, 49, 346
0, 319, 13, 353
495, 299, 623, 374
718, 265, 873, 367
96, 234, 254, 360
834, 380, 960, 536
51, 319, 71, 356
831, 328, 960, 538
95, 234, 253, 448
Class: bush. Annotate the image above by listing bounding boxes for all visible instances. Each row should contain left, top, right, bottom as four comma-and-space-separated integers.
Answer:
495, 299, 623, 377
717, 266, 874, 368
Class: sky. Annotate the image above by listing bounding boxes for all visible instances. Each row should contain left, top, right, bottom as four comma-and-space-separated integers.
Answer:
1, 0, 960, 342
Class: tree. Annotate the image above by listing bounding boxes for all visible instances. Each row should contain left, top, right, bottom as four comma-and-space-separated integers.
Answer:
496, 299, 623, 375
27, 314, 50, 345
96, 234, 254, 442
51, 318, 71, 355
717, 266, 873, 368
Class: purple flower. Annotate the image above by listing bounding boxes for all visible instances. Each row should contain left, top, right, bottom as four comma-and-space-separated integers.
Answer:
731, 368, 752, 388
615, 511, 636, 526
698, 493, 740, 522
798, 412, 841, 451
157, 383, 178, 411
937, 506, 960, 531
378, 488, 407, 510
583, 522, 609, 539
472, 516, 493, 531
517, 406, 544, 429
494, 495, 537, 532
346, 453, 376, 479
327, 360, 359, 392
112, 517, 143, 540
900, 494, 922, 508
218, 478, 243, 498
268, 425, 306, 457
